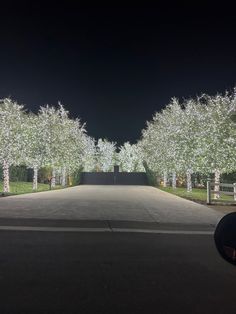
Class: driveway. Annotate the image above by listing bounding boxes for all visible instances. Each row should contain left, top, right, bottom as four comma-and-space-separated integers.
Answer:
0, 185, 223, 225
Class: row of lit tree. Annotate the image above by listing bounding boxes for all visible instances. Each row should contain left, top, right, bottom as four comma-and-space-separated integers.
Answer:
1, 89, 236, 194
139, 90, 236, 193
0, 98, 120, 193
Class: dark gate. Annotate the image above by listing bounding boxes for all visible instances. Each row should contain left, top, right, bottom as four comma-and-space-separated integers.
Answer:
80, 166, 148, 185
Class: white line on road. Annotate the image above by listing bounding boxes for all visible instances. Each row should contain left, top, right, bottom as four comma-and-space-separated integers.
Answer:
0, 226, 111, 232
112, 228, 214, 235
0, 225, 214, 235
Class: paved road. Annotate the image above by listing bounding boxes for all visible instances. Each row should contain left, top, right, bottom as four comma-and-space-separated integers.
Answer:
0, 186, 233, 313
0, 230, 235, 314
0, 185, 223, 225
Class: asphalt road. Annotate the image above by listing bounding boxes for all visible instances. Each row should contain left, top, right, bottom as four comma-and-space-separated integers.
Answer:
0, 186, 232, 313
0, 228, 235, 314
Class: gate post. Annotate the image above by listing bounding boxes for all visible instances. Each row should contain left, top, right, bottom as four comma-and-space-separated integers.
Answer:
114, 165, 119, 185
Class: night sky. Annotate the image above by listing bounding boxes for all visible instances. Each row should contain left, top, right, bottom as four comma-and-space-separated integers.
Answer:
0, 3, 235, 145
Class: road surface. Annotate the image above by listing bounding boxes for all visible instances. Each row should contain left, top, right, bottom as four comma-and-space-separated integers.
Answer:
0, 186, 232, 313
0, 185, 223, 225
0, 229, 235, 314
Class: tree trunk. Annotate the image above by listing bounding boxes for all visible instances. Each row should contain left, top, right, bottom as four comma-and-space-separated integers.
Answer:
186, 169, 192, 192
51, 168, 56, 188
3, 160, 10, 193
33, 166, 38, 190
61, 167, 66, 187
163, 171, 167, 187
172, 172, 176, 189
214, 169, 220, 200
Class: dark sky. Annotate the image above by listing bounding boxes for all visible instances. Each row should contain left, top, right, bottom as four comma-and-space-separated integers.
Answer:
0, 3, 236, 145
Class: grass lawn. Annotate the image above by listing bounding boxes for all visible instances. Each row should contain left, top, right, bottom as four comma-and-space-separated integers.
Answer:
0, 181, 62, 196
158, 186, 234, 203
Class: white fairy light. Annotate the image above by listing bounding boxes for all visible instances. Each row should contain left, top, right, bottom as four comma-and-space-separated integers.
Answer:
139, 89, 236, 192
96, 139, 116, 172
0, 98, 25, 193
118, 142, 144, 172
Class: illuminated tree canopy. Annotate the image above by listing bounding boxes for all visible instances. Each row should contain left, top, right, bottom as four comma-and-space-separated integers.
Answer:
0, 88, 236, 193
140, 89, 236, 192
96, 138, 117, 172
0, 99, 26, 192
118, 142, 144, 172
0, 100, 90, 192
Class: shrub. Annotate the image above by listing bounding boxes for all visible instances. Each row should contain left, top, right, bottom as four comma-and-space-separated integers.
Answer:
71, 166, 83, 185
143, 161, 158, 186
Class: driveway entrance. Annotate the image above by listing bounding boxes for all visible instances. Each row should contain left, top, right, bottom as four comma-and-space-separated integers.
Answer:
0, 185, 222, 225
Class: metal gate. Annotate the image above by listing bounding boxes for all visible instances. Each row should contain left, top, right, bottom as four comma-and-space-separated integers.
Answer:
80, 167, 148, 185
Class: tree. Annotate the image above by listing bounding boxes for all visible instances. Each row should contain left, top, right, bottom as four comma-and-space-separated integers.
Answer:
64, 117, 87, 179
0, 98, 26, 193
38, 105, 62, 188
38, 103, 86, 187
82, 135, 97, 172
140, 99, 185, 188
140, 90, 236, 194
195, 92, 236, 198
96, 139, 116, 172
23, 113, 45, 190
118, 142, 144, 172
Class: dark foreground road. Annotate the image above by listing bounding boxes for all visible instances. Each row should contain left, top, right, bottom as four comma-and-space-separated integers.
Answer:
0, 221, 235, 314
